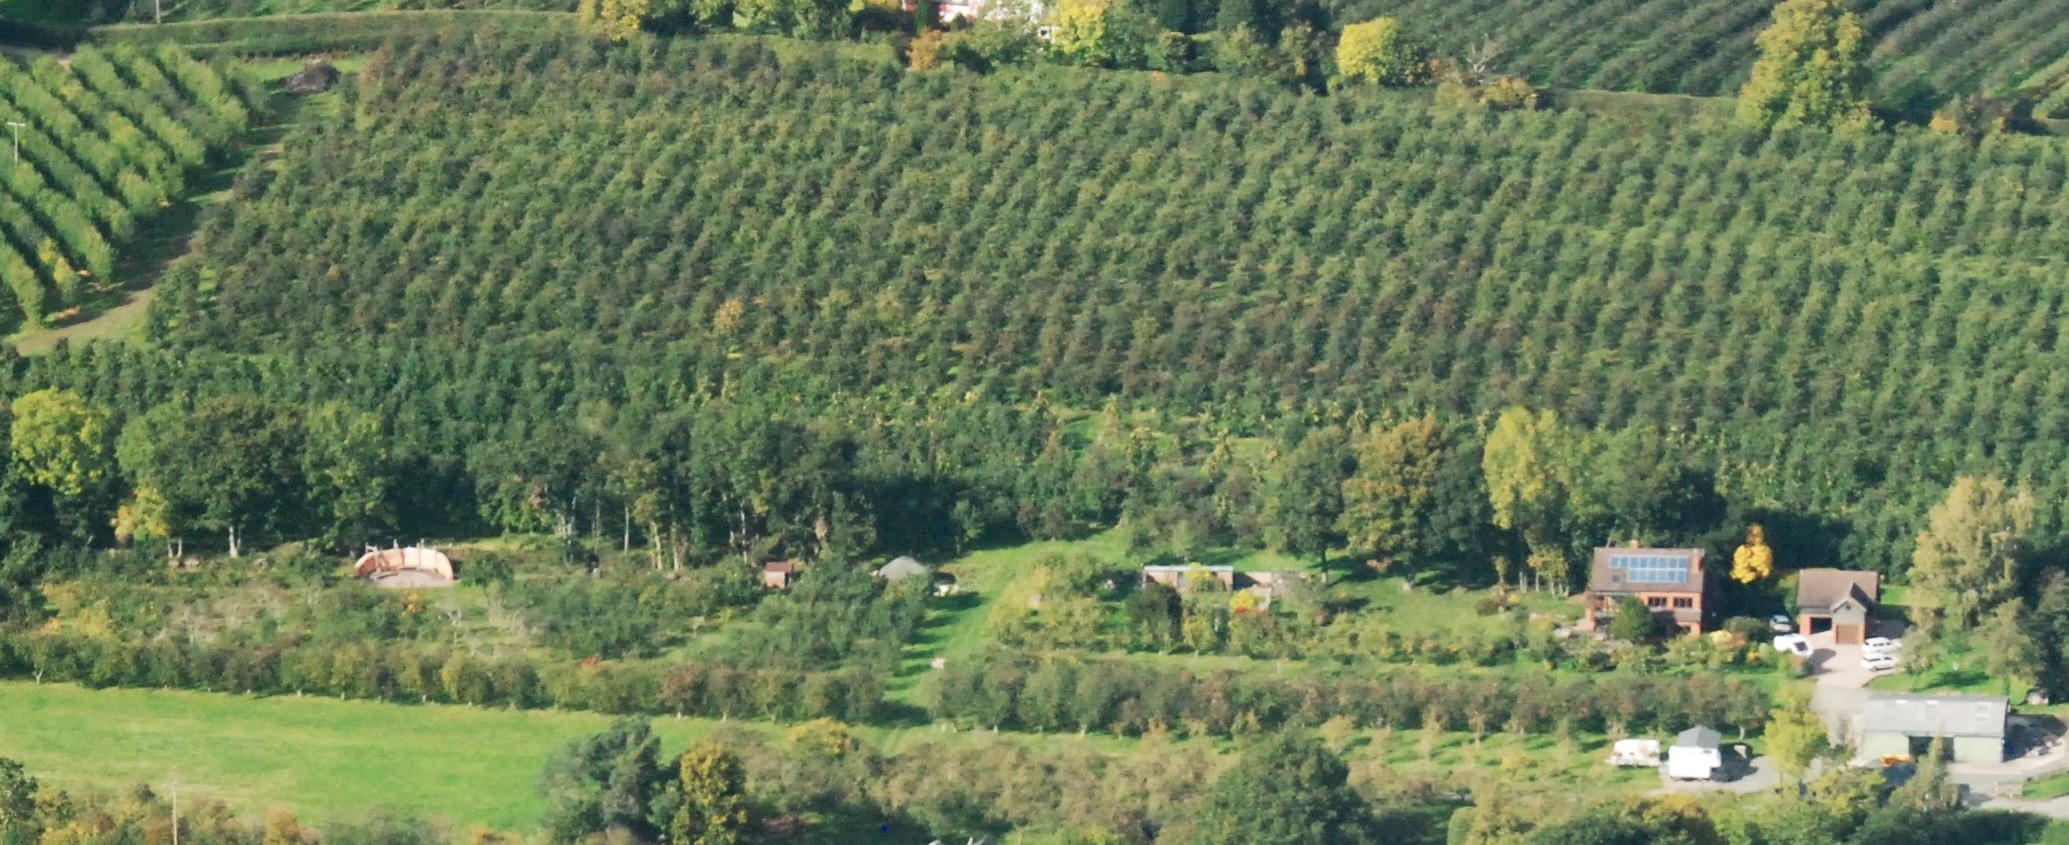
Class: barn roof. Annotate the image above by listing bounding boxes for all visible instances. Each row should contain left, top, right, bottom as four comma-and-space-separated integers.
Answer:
1863, 692, 2006, 739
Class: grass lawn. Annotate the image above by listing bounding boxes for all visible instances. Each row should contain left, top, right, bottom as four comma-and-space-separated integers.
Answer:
0, 681, 717, 832
1867, 663, 2024, 700
2027, 770, 2069, 799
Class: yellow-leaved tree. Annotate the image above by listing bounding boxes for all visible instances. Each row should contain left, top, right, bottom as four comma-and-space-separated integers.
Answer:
1731, 523, 1774, 583
1736, 0, 1874, 133
1334, 17, 1421, 87
578, 0, 649, 43
1047, 0, 1155, 68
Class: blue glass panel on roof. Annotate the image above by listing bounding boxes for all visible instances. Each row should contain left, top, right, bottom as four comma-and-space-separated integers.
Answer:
1608, 554, 1691, 584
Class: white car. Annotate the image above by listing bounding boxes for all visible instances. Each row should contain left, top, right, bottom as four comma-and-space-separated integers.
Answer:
1773, 634, 1811, 656
1769, 614, 1795, 634
1861, 652, 1900, 671
1863, 636, 1901, 656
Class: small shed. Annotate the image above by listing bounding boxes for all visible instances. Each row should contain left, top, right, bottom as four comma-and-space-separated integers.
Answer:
1861, 692, 2006, 763
876, 556, 929, 583
1795, 569, 1881, 644
762, 561, 800, 589
1666, 726, 1722, 780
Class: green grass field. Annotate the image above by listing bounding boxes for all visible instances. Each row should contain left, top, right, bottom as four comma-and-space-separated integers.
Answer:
0, 681, 721, 832
0, 680, 1174, 834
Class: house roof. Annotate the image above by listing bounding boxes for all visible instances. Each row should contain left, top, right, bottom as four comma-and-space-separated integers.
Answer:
1589, 547, 1705, 595
763, 561, 798, 574
1795, 569, 1880, 614
1863, 692, 2006, 739
1673, 726, 1722, 749
1141, 564, 1236, 574
876, 556, 929, 581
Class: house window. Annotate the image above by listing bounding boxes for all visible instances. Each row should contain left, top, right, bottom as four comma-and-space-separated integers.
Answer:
1646, 596, 1666, 608
1672, 597, 1693, 609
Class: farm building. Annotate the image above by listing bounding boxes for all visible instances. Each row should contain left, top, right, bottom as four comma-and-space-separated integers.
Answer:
1794, 568, 1880, 644
1140, 564, 1237, 591
1581, 544, 1708, 634
1860, 692, 2007, 763
353, 545, 455, 588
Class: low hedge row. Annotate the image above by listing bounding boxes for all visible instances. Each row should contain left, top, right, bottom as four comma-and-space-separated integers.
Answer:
88, 11, 578, 54
0, 628, 885, 723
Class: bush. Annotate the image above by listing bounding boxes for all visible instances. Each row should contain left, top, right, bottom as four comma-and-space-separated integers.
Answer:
1607, 596, 1657, 643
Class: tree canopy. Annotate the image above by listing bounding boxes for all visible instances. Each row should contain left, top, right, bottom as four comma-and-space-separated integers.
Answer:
1737, 0, 1875, 132
1194, 731, 1373, 845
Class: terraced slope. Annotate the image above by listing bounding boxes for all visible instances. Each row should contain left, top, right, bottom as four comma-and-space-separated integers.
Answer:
0, 44, 257, 329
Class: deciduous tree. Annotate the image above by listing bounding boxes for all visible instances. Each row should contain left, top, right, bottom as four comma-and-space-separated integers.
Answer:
1764, 687, 1830, 785
1736, 0, 1874, 132
1977, 600, 2040, 695
9, 388, 112, 540
1608, 596, 1656, 643
1909, 476, 2034, 630
1266, 426, 1350, 566
1048, 0, 1156, 68
116, 396, 306, 557
1195, 731, 1372, 845
578, 0, 649, 41
539, 719, 669, 844
1730, 524, 1774, 584
662, 743, 750, 845
1333, 17, 1420, 86
1337, 414, 1444, 572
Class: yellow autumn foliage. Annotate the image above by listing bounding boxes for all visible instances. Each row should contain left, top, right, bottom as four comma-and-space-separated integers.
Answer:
1731, 523, 1774, 583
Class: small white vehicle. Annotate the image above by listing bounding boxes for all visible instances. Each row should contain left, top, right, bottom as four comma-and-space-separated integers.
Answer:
1769, 614, 1795, 634
1773, 634, 1812, 656
1863, 636, 1901, 656
1861, 652, 1900, 671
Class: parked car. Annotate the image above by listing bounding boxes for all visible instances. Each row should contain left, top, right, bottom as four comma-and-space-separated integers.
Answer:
1769, 614, 1795, 634
1861, 652, 1900, 671
1863, 636, 1902, 656
1773, 634, 1811, 656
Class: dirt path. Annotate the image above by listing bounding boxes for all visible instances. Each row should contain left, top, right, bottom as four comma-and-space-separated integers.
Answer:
14, 287, 155, 355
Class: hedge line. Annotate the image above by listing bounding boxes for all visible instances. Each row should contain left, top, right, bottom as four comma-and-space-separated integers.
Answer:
0, 629, 885, 723
88, 11, 579, 54
932, 652, 1775, 740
